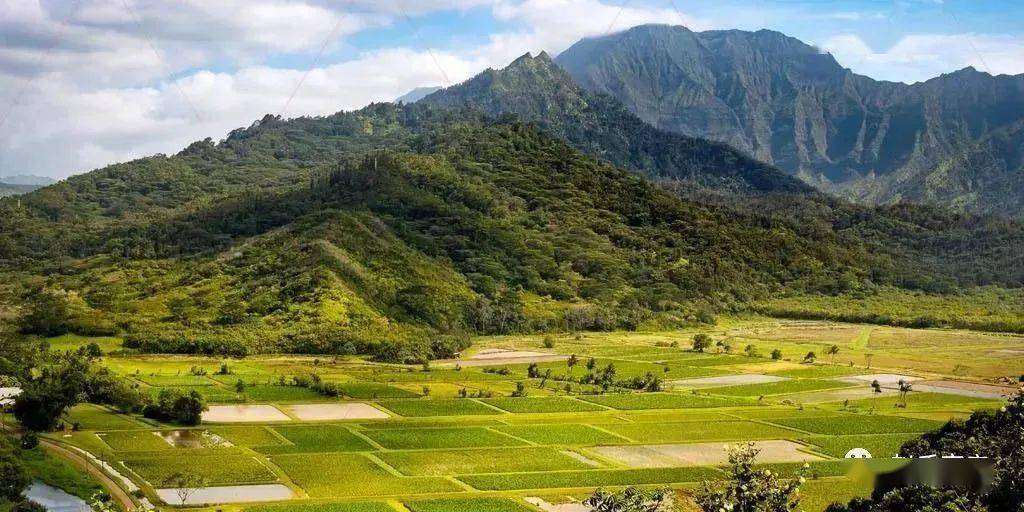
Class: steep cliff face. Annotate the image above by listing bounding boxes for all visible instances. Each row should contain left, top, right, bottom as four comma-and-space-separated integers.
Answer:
556, 24, 1024, 214
420, 51, 813, 194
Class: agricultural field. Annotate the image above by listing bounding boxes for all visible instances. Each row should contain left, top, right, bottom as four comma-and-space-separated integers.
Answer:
36, 318, 1021, 512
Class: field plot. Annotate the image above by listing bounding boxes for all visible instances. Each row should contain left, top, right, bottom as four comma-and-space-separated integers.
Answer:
98, 431, 171, 451
336, 382, 420, 399
670, 374, 789, 388
64, 404, 143, 430
363, 427, 527, 450
287, 403, 390, 421
709, 379, 854, 397
246, 502, 397, 512
593, 440, 822, 467
483, 397, 607, 413
492, 424, 628, 445
122, 453, 278, 485
458, 466, 721, 491
209, 426, 286, 447
155, 484, 293, 505
768, 415, 943, 435
580, 393, 748, 410
598, 420, 799, 444
377, 399, 503, 417
204, 404, 291, 423
377, 447, 596, 476
133, 374, 215, 387
258, 425, 373, 453
805, 433, 919, 458
405, 497, 535, 512
270, 453, 462, 497
836, 392, 1002, 411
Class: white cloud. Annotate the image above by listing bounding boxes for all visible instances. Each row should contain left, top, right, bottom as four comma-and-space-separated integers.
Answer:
822, 33, 1024, 83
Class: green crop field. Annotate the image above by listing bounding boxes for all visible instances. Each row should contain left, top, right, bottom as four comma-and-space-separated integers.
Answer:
258, 425, 374, 453
377, 399, 504, 417
580, 392, 749, 410
768, 415, 944, 435
404, 498, 535, 512
362, 427, 526, 450
39, 319, 1020, 512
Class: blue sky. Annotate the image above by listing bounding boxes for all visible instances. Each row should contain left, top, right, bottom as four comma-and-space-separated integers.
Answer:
2, 0, 1022, 179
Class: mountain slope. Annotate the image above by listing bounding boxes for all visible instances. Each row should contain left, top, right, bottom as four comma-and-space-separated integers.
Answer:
420, 52, 812, 194
556, 24, 1024, 215
3, 104, 1021, 357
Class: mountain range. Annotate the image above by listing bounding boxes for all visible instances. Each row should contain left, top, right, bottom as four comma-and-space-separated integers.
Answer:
0, 175, 55, 198
1, 26, 1022, 359
556, 24, 1024, 217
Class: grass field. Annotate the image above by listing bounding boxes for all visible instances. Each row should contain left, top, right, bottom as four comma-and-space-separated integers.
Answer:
43, 318, 1021, 512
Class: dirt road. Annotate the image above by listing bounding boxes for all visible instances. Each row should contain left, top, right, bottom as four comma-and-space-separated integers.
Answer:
40, 438, 136, 511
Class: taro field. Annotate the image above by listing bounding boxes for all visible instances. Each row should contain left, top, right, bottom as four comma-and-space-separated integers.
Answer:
41, 318, 1019, 512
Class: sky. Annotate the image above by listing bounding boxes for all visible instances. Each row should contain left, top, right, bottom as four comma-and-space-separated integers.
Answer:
2, 0, 1023, 179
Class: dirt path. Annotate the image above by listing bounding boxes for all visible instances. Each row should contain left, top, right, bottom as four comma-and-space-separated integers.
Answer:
40, 439, 136, 511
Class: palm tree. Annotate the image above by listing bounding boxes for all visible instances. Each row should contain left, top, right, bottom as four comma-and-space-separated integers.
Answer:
567, 354, 579, 376
827, 345, 840, 364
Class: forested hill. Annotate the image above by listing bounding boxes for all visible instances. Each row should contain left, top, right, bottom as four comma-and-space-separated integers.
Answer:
419, 52, 812, 194
2, 104, 1020, 359
556, 24, 1024, 216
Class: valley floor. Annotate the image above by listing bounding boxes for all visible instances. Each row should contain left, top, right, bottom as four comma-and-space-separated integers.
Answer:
18, 318, 1023, 512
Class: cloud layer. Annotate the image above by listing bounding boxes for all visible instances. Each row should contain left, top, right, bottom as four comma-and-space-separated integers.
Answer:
1, 0, 1022, 179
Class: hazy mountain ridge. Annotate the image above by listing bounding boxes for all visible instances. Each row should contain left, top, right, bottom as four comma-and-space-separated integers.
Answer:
419, 51, 813, 194
556, 24, 1024, 216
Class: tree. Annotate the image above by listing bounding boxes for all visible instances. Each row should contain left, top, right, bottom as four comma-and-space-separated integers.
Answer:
896, 379, 912, 408
695, 443, 806, 512
584, 486, 672, 512
744, 344, 759, 358
234, 379, 246, 395
163, 471, 208, 506
0, 454, 30, 502
18, 288, 72, 337
803, 352, 816, 364
825, 486, 986, 512
692, 334, 712, 353
827, 345, 840, 363
567, 354, 579, 375
13, 353, 91, 431
771, 349, 783, 361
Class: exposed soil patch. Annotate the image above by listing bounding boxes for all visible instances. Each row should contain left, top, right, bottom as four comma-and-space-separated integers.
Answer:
593, 440, 823, 468
156, 484, 292, 505
671, 374, 789, 388
203, 405, 291, 423
560, 450, 601, 467
286, 403, 390, 421
525, 497, 589, 512
838, 374, 922, 388
914, 380, 1016, 399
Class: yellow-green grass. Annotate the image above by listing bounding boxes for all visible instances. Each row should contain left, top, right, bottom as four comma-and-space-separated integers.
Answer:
246, 502, 397, 512
579, 393, 749, 410
492, 424, 628, 445
122, 453, 278, 485
805, 433, 919, 458
44, 334, 123, 353
766, 365, 867, 379
336, 382, 421, 399
767, 415, 944, 435
477, 359, 729, 381
833, 392, 1004, 412
362, 427, 527, 450
457, 466, 721, 491
404, 498, 535, 512
134, 374, 216, 386
597, 420, 800, 444
376, 447, 596, 476
482, 397, 607, 413
708, 379, 854, 397
97, 431, 172, 451
63, 404, 144, 430
270, 453, 462, 497
258, 425, 374, 454
377, 399, 503, 417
